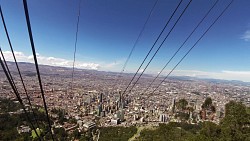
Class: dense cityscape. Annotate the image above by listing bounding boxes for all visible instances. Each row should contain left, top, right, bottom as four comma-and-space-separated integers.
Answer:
1, 62, 250, 140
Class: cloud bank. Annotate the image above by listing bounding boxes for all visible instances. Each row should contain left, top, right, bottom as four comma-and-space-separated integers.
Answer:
2, 51, 100, 70
166, 70, 250, 82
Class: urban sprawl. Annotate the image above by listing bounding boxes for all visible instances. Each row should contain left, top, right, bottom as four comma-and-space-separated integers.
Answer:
1, 62, 250, 133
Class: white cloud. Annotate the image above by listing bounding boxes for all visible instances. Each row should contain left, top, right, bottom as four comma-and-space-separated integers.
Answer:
147, 69, 250, 82
100, 59, 125, 71
103, 61, 120, 69
241, 30, 250, 41
2, 51, 27, 61
2, 51, 100, 70
139, 69, 144, 73
222, 70, 250, 75
169, 70, 250, 82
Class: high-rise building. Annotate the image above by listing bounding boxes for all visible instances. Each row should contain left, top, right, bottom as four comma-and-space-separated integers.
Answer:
99, 93, 103, 103
119, 91, 122, 108
101, 111, 105, 117
97, 105, 102, 116
171, 98, 176, 113
159, 114, 168, 122
117, 109, 125, 122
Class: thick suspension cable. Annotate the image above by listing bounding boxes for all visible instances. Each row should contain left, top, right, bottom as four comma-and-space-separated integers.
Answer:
0, 56, 41, 141
0, 6, 42, 133
121, 0, 184, 97
127, 0, 192, 95
0, 48, 43, 139
71, 0, 82, 91
112, 0, 159, 91
141, 0, 219, 95
149, 0, 234, 95
22, 0, 54, 140
0, 47, 19, 95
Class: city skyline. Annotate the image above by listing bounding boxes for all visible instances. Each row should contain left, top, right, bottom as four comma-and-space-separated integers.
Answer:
0, 0, 250, 82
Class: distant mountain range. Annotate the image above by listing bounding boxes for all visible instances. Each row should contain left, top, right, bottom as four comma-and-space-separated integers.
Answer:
168, 76, 250, 86
2, 61, 250, 86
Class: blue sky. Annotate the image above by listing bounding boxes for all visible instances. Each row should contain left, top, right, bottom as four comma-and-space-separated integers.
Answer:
0, 0, 250, 81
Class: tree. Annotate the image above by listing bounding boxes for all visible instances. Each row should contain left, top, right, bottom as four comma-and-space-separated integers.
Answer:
200, 121, 221, 139
220, 101, 250, 140
187, 106, 194, 113
221, 101, 248, 130
210, 105, 216, 113
72, 129, 81, 139
203, 97, 212, 109
53, 127, 68, 140
176, 112, 189, 121
177, 99, 188, 111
